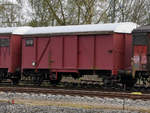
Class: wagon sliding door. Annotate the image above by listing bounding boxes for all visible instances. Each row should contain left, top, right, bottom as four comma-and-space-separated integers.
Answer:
78, 35, 94, 69
49, 37, 63, 69
22, 37, 50, 69
22, 38, 36, 68
0, 37, 10, 68
78, 35, 113, 70
36, 38, 50, 68
95, 35, 113, 70
50, 36, 77, 70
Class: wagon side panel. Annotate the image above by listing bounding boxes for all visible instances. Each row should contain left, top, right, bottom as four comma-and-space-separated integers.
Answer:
95, 35, 113, 70
78, 35, 94, 69
0, 36, 10, 69
50, 36, 63, 69
124, 34, 132, 69
36, 37, 49, 68
9, 35, 21, 73
64, 36, 77, 69
113, 33, 125, 75
22, 37, 36, 69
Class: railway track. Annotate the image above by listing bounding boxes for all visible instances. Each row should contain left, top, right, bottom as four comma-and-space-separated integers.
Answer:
0, 86, 150, 100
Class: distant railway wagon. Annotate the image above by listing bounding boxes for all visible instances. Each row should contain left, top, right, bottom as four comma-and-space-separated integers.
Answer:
0, 27, 21, 83
131, 25, 150, 86
12, 23, 137, 84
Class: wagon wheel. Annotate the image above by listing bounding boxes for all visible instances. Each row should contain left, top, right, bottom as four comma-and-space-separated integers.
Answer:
11, 78, 19, 85
32, 74, 44, 86
50, 73, 62, 85
141, 76, 150, 88
135, 72, 150, 88
11, 72, 21, 85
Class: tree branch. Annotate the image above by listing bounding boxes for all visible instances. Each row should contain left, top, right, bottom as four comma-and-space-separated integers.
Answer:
45, 0, 65, 25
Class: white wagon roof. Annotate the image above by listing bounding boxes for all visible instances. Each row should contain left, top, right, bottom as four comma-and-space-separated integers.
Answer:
0, 27, 16, 34
12, 22, 137, 35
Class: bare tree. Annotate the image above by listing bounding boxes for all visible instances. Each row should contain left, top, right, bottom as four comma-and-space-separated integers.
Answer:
0, 0, 23, 27
107, 0, 150, 25
26, 0, 109, 26
1, 0, 150, 27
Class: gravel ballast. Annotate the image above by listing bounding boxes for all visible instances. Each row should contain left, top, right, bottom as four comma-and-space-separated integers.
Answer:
0, 91, 149, 113
0, 102, 141, 113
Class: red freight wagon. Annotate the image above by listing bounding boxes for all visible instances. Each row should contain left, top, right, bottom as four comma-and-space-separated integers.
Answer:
13, 23, 137, 84
0, 27, 21, 84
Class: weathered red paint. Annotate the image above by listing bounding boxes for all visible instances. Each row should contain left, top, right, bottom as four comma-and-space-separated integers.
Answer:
112, 33, 125, 75
78, 35, 94, 69
63, 36, 77, 68
22, 38, 36, 69
0, 36, 10, 69
50, 37, 63, 69
124, 34, 132, 69
95, 35, 113, 70
9, 35, 22, 73
35, 38, 51, 70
